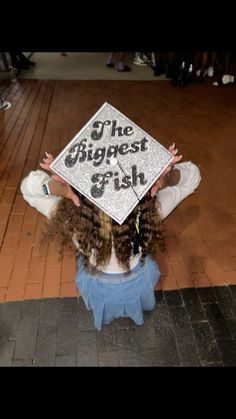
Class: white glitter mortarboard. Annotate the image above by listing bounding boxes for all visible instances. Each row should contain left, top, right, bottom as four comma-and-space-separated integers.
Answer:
50, 102, 174, 224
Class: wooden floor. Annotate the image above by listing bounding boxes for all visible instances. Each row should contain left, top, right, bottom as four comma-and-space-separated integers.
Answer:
0, 78, 236, 302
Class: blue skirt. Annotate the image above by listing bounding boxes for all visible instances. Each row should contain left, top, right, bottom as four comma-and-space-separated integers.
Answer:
75, 255, 160, 330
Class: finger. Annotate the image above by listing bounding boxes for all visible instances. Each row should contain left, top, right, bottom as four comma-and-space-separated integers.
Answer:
150, 184, 159, 197
150, 180, 162, 197
45, 152, 54, 160
71, 195, 80, 207
169, 143, 175, 152
67, 187, 80, 207
172, 154, 182, 164
166, 154, 182, 167
168, 143, 176, 153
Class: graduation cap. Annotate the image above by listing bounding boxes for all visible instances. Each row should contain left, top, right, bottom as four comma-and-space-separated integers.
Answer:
50, 102, 174, 224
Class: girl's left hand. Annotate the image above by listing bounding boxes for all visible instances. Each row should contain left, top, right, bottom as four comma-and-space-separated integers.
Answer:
40, 152, 80, 207
40, 152, 68, 184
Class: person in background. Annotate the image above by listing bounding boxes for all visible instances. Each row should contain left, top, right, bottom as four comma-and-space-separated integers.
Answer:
213, 52, 236, 86
0, 95, 11, 110
9, 52, 35, 70
133, 52, 151, 66
170, 51, 194, 87
106, 52, 131, 72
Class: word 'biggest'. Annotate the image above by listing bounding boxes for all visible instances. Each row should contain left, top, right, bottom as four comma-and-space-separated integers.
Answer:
65, 137, 149, 168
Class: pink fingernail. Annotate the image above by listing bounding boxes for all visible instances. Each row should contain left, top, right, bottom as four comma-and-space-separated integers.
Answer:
45, 152, 49, 157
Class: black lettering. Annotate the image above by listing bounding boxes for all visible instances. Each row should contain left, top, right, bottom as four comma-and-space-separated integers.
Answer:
129, 141, 140, 153
91, 171, 113, 198
114, 176, 131, 191
132, 165, 148, 186
118, 143, 129, 155
87, 144, 93, 161
111, 120, 123, 137
114, 178, 120, 190
120, 175, 131, 189
64, 139, 87, 168
91, 120, 111, 141
93, 147, 106, 166
140, 137, 149, 151
106, 145, 118, 161
124, 126, 134, 136
114, 175, 132, 190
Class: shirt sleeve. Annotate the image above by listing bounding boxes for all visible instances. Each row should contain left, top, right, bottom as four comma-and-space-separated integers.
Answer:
157, 161, 201, 220
20, 170, 62, 219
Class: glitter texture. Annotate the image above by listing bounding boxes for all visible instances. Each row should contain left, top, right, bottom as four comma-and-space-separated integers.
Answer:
50, 102, 173, 224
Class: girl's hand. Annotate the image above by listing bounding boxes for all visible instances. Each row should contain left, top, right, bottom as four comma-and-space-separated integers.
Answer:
40, 152, 80, 207
40, 152, 67, 184
150, 143, 182, 196
48, 179, 80, 207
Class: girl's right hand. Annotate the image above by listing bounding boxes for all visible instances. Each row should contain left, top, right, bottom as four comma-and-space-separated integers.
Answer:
150, 143, 182, 196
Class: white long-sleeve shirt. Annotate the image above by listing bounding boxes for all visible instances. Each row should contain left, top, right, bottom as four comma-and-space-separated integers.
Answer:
20, 161, 201, 273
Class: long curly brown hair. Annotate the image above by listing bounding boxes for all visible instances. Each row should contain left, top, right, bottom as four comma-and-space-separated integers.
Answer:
43, 190, 165, 271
